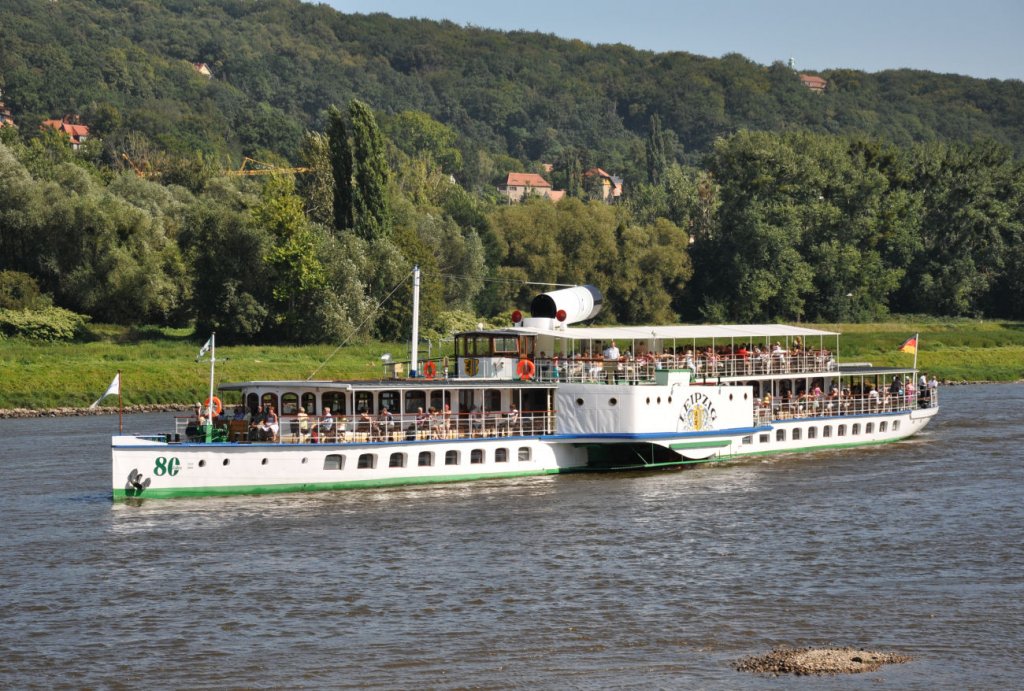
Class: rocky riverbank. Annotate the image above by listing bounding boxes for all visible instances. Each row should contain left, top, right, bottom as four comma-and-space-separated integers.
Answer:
736, 647, 912, 676
0, 403, 192, 419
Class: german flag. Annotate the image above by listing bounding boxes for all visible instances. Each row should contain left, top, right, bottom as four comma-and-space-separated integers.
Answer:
899, 336, 917, 354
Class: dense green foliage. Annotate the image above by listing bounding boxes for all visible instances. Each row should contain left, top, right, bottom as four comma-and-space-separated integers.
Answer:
0, 306, 89, 341
0, 0, 1022, 347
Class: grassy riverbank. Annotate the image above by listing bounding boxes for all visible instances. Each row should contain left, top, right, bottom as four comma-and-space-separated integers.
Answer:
1, 319, 1022, 410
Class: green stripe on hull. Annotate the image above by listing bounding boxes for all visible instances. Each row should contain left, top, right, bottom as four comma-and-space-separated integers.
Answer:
113, 468, 562, 501
669, 440, 733, 450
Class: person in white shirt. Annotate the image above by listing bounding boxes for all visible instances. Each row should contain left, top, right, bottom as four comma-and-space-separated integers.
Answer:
603, 341, 620, 360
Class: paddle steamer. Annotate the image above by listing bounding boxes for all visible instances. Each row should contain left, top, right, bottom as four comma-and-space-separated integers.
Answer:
112, 274, 938, 499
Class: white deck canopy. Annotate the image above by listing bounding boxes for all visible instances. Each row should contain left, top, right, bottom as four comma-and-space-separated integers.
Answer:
507, 324, 837, 341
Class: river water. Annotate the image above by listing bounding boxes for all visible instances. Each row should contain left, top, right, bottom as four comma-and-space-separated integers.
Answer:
1, 384, 1022, 688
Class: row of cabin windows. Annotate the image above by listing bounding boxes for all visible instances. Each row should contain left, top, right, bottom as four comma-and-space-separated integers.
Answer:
245, 389, 506, 417
747, 420, 900, 444
325, 446, 532, 470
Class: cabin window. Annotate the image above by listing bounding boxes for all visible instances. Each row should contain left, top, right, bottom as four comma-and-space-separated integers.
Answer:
261, 392, 279, 412
879, 421, 888, 432
357, 453, 375, 469
379, 390, 399, 415
493, 336, 518, 354
355, 391, 374, 415
301, 392, 317, 415
281, 393, 299, 416
808, 427, 817, 439
445, 450, 459, 465
495, 448, 508, 463
405, 390, 426, 415
484, 389, 501, 413
838, 424, 847, 436
852, 423, 861, 435
792, 428, 802, 441
246, 392, 259, 414
471, 449, 484, 464
518, 447, 531, 462
389, 452, 406, 468
741, 435, 753, 445
823, 425, 832, 438
323, 454, 344, 470
468, 336, 490, 356
893, 421, 901, 431
865, 423, 874, 434
418, 451, 434, 467
776, 429, 786, 442
323, 392, 346, 417
759, 433, 770, 443
430, 390, 451, 412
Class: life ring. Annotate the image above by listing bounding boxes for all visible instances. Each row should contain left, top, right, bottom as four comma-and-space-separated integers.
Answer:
517, 359, 536, 380
423, 361, 437, 379
204, 395, 223, 417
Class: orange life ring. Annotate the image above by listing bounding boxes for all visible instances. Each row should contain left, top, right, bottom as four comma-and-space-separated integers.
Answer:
204, 395, 223, 417
423, 361, 437, 379
517, 359, 536, 380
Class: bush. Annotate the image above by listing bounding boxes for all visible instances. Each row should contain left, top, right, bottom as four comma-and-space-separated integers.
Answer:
0, 307, 90, 342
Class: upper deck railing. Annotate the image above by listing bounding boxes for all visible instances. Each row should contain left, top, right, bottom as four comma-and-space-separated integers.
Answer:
526, 350, 837, 384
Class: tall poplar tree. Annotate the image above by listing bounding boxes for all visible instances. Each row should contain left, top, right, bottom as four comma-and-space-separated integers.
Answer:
327, 105, 353, 231
645, 114, 666, 185
349, 99, 392, 240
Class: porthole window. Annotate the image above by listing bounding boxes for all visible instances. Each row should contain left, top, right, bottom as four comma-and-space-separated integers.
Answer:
301, 457, 308, 464
222, 458, 230, 466
576, 398, 585, 406
657, 397, 662, 404
609, 398, 618, 406
261, 458, 268, 466
668, 396, 672, 404
729, 393, 734, 401
646, 397, 651, 405
198, 459, 206, 467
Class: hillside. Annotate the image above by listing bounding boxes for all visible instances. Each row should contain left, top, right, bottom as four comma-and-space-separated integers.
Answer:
1, 0, 1023, 189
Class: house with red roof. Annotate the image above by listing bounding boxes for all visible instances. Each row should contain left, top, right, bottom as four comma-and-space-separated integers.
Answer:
498, 172, 562, 203
583, 167, 623, 203
41, 116, 90, 149
799, 74, 828, 93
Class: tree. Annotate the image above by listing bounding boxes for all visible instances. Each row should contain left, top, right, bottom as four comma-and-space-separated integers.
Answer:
349, 99, 392, 240
645, 114, 666, 185
327, 105, 353, 231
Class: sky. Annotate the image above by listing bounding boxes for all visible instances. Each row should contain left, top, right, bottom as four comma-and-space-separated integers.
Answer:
321, 0, 1023, 81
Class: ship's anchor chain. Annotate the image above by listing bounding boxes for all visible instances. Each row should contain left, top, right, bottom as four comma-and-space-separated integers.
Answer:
126, 468, 151, 496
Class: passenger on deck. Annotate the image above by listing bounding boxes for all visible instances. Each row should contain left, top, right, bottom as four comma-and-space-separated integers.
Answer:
262, 405, 280, 441
296, 406, 310, 442
603, 341, 620, 360
357, 408, 373, 435
320, 407, 334, 441
377, 407, 394, 439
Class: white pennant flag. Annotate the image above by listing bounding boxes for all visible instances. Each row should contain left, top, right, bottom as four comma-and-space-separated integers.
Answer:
90, 373, 120, 409
197, 336, 213, 361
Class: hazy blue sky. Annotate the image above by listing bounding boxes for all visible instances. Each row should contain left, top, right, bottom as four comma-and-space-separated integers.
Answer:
321, 0, 1022, 81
